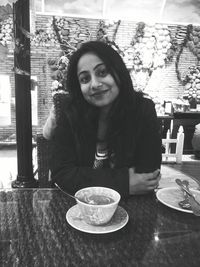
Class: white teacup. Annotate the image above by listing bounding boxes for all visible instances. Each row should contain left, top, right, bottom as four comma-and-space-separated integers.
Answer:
75, 187, 121, 225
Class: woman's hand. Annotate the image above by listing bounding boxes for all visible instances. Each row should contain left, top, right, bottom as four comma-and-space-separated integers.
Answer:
43, 105, 57, 140
129, 168, 161, 195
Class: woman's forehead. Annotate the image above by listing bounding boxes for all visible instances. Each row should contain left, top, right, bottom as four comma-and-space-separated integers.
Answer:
77, 52, 104, 73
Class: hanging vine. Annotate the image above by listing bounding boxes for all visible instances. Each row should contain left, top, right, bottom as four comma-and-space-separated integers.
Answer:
96, 19, 123, 55
130, 21, 145, 46
112, 20, 121, 42
175, 24, 193, 85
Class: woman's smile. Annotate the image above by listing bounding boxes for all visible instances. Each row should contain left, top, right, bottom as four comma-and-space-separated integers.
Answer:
90, 89, 109, 97
77, 52, 119, 109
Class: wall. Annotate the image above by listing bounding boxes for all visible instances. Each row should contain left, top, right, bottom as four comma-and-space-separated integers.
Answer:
0, 14, 198, 140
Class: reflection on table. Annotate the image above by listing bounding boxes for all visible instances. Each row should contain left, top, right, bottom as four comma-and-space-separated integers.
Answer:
0, 167, 200, 267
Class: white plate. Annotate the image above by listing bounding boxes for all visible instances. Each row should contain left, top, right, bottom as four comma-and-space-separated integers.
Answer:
66, 205, 129, 234
156, 187, 200, 214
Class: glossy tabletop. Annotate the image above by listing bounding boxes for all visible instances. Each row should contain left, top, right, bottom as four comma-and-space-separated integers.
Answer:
1, 183, 200, 267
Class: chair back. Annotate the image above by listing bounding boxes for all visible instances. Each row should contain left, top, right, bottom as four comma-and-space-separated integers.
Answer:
36, 133, 52, 187
162, 126, 184, 163
36, 93, 70, 187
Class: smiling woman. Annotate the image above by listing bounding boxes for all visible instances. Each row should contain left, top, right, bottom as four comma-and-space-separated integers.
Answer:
77, 52, 120, 108
50, 41, 162, 197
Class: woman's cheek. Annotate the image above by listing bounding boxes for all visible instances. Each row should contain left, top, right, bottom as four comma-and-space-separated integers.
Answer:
80, 84, 89, 95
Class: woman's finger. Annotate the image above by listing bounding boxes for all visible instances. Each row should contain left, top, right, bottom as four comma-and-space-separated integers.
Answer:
147, 169, 160, 181
148, 179, 158, 187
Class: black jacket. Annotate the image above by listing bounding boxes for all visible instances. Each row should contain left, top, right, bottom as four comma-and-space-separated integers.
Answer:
50, 96, 162, 197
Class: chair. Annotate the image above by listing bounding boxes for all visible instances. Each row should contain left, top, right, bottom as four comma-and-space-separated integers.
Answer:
162, 126, 184, 164
36, 133, 52, 187
36, 93, 69, 187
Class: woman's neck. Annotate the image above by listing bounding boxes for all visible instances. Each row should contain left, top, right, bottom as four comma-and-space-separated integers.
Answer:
97, 105, 112, 141
99, 104, 112, 121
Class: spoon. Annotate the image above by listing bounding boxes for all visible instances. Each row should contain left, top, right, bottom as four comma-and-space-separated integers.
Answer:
175, 179, 200, 216
178, 180, 192, 210
55, 183, 95, 205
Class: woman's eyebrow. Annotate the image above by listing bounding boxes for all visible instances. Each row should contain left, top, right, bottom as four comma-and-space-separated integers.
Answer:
78, 63, 105, 77
94, 63, 105, 70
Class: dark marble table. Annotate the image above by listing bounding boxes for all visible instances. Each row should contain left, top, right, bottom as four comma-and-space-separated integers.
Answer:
1, 188, 200, 267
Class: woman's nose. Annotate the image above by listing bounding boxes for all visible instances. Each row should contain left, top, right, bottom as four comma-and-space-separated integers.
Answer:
91, 76, 102, 89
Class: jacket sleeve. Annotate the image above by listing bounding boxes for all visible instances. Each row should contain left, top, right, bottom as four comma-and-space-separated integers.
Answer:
50, 116, 129, 197
43, 105, 57, 140
134, 98, 162, 173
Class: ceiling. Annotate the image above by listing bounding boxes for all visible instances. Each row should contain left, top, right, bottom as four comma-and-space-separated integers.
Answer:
34, 0, 200, 25
1, 0, 200, 25
104, 0, 200, 25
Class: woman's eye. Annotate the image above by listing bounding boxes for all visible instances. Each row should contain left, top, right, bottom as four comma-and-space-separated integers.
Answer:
96, 67, 108, 77
79, 74, 90, 84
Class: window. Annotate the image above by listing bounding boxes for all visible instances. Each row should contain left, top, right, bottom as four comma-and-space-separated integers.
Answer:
31, 76, 38, 126
0, 75, 11, 126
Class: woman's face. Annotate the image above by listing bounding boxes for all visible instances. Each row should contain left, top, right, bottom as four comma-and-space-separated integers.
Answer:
77, 52, 120, 109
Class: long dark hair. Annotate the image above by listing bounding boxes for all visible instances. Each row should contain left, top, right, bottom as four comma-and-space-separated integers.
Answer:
59, 40, 145, 164
65, 41, 139, 129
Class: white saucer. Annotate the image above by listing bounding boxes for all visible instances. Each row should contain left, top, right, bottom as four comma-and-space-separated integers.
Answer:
156, 187, 200, 214
66, 205, 129, 234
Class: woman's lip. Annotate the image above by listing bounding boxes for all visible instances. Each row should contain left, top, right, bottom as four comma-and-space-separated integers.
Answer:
91, 90, 109, 97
